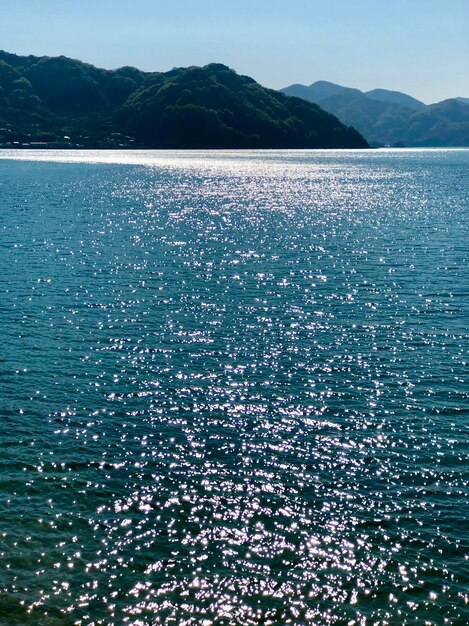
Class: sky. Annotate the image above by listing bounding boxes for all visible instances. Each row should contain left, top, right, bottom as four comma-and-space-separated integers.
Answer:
0, 0, 468, 104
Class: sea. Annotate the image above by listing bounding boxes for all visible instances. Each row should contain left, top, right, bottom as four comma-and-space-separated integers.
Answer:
0, 148, 468, 625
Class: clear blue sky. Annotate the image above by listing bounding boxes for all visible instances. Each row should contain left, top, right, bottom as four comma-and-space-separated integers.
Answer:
1, 0, 468, 103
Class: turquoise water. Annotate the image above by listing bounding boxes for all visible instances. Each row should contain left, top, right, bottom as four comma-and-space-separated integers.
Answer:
0, 149, 468, 625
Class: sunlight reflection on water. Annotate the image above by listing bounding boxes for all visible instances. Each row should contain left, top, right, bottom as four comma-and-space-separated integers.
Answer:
0, 149, 467, 625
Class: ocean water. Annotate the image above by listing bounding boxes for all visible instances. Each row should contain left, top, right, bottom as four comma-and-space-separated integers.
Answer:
0, 148, 468, 625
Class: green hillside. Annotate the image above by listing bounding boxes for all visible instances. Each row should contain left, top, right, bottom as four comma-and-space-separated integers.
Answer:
0, 51, 368, 149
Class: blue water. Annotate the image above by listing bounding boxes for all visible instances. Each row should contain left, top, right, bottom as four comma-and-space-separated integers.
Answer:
0, 149, 468, 625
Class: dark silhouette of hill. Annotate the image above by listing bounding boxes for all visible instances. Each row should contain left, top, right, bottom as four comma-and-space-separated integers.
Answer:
0, 51, 368, 149
281, 80, 469, 146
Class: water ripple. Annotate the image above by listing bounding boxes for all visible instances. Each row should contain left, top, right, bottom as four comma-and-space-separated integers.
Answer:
0, 148, 468, 625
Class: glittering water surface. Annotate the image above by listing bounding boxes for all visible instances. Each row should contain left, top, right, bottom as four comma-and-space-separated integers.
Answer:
0, 149, 468, 625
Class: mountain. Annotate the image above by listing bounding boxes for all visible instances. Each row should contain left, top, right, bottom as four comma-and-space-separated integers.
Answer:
0, 51, 368, 149
285, 80, 350, 101
315, 91, 420, 146
281, 81, 469, 147
118, 64, 368, 148
411, 99, 469, 146
365, 88, 426, 111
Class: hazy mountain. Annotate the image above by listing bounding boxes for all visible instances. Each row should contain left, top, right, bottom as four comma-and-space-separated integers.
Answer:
281, 80, 469, 146
315, 91, 413, 146
0, 50, 368, 149
365, 88, 427, 111
284, 80, 351, 101
410, 99, 469, 146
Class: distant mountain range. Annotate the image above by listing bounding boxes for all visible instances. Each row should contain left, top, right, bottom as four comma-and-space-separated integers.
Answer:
281, 81, 469, 147
0, 51, 367, 149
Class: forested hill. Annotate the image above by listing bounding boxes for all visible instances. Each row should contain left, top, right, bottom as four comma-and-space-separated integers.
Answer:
0, 51, 368, 149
